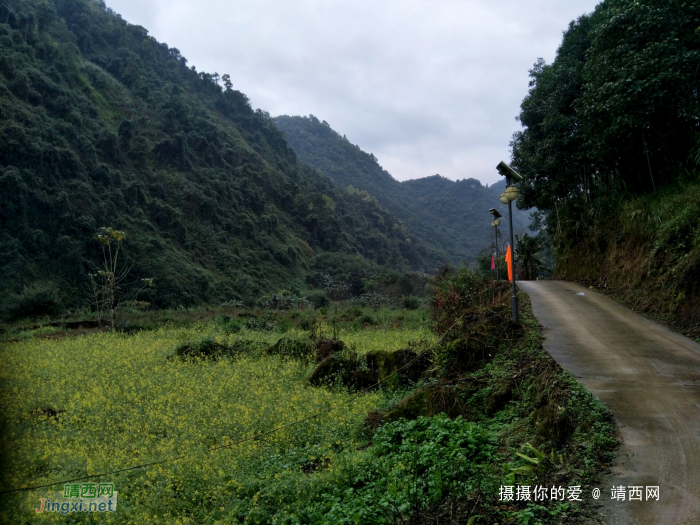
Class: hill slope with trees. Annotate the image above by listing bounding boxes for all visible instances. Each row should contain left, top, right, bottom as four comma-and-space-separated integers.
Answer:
0, 0, 444, 317
274, 115, 532, 265
511, 0, 700, 335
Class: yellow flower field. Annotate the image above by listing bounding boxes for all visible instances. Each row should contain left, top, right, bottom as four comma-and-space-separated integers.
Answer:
0, 326, 404, 524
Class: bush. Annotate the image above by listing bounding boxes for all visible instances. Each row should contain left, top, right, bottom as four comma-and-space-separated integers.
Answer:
304, 415, 496, 524
298, 314, 318, 332
175, 336, 266, 360
267, 337, 315, 360
258, 292, 310, 310
430, 268, 509, 335
245, 314, 278, 331
306, 291, 329, 309
402, 295, 420, 310
216, 315, 242, 334
175, 336, 226, 360
5, 281, 63, 320
352, 291, 387, 308
359, 314, 376, 325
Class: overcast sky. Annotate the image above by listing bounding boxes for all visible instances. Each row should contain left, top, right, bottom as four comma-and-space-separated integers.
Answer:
106, 0, 599, 185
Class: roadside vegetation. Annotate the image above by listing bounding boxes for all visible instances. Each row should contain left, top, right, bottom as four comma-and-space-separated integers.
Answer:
0, 270, 616, 524
556, 180, 700, 340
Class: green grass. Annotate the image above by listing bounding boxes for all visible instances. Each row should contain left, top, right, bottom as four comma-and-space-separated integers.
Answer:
0, 325, 63, 342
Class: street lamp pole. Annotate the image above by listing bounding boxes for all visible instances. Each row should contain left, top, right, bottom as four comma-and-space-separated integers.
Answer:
493, 222, 500, 280
506, 177, 518, 323
496, 161, 522, 323
488, 208, 503, 281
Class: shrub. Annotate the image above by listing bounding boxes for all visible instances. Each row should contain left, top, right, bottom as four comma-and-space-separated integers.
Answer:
352, 291, 387, 308
304, 415, 496, 524
175, 336, 227, 360
359, 313, 376, 325
306, 291, 330, 309
402, 295, 420, 310
245, 315, 278, 331
298, 314, 318, 332
430, 268, 509, 336
258, 293, 310, 310
267, 337, 315, 360
6, 281, 63, 320
175, 336, 266, 360
217, 315, 242, 334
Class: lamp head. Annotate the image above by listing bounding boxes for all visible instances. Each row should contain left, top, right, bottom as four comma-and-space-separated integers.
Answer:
500, 192, 509, 205
496, 161, 523, 183
504, 185, 520, 202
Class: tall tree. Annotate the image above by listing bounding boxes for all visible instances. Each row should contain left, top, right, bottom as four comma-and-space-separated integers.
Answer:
512, 0, 700, 241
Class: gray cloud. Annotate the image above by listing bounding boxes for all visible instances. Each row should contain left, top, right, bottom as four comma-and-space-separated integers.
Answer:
107, 0, 599, 185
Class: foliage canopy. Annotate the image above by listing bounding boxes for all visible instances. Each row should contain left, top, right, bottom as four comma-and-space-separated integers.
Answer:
511, 0, 700, 241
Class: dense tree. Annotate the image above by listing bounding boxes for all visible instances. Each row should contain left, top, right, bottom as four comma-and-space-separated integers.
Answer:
222, 73, 232, 92
515, 233, 545, 281
0, 0, 439, 317
512, 0, 700, 242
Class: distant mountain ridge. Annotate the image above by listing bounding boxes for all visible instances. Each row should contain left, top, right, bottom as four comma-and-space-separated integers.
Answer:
275, 115, 532, 263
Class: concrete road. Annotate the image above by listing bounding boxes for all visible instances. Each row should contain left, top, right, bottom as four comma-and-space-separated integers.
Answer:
518, 280, 700, 525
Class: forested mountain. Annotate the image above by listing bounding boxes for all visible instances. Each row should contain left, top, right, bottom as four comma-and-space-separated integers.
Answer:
0, 0, 444, 315
274, 115, 532, 264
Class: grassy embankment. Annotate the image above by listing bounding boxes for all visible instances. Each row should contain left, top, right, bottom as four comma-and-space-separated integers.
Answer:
0, 279, 616, 524
556, 181, 700, 340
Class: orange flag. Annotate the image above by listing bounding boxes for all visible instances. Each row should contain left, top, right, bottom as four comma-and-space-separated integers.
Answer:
505, 244, 513, 282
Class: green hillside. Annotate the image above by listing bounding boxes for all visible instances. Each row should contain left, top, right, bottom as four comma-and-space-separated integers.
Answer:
0, 0, 443, 316
274, 115, 532, 264
510, 0, 700, 332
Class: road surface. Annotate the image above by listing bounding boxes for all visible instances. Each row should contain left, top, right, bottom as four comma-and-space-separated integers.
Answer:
518, 280, 700, 525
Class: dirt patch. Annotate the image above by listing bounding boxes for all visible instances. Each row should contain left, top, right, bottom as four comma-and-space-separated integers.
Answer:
555, 213, 700, 340
315, 338, 346, 361
308, 347, 428, 391
267, 337, 316, 360
363, 410, 386, 435
174, 338, 267, 361
484, 379, 515, 417
31, 406, 66, 421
